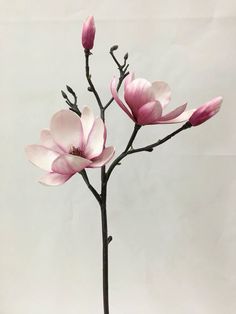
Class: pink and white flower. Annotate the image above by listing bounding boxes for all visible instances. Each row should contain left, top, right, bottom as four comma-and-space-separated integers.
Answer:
25, 107, 115, 186
111, 73, 195, 125
82, 16, 96, 50
189, 96, 223, 126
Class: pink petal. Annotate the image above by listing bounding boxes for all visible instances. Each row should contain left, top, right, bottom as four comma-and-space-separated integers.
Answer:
124, 78, 155, 114
39, 172, 73, 186
52, 154, 91, 175
136, 101, 162, 125
110, 77, 134, 120
189, 96, 222, 126
40, 129, 64, 153
158, 103, 187, 122
151, 81, 171, 107
25, 145, 60, 171
90, 146, 115, 168
83, 118, 105, 159
50, 110, 83, 152
81, 106, 95, 146
124, 72, 135, 89
82, 16, 96, 50
158, 109, 196, 124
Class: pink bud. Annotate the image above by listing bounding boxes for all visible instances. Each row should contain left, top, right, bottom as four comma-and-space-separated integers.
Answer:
189, 96, 223, 126
82, 16, 96, 50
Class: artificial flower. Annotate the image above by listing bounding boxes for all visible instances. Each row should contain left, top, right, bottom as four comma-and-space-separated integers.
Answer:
25, 107, 114, 186
189, 96, 223, 126
111, 73, 195, 125
82, 16, 96, 50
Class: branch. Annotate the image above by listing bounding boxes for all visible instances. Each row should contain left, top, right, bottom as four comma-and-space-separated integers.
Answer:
106, 124, 141, 181
61, 85, 81, 116
84, 49, 103, 111
80, 170, 101, 205
106, 122, 192, 181
128, 122, 192, 155
104, 46, 130, 110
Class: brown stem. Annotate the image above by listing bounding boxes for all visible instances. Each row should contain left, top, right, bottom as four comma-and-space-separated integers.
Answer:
128, 122, 192, 155
84, 49, 103, 111
106, 124, 141, 181
100, 181, 109, 314
106, 122, 192, 182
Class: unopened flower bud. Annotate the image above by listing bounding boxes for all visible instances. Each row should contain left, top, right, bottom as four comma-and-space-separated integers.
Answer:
82, 16, 96, 50
66, 85, 75, 96
61, 90, 68, 99
110, 45, 119, 53
189, 96, 223, 126
124, 52, 128, 60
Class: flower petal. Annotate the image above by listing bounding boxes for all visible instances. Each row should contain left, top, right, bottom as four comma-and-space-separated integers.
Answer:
39, 172, 73, 186
151, 81, 171, 107
137, 101, 162, 125
25, 145, 60, 171
40, 129, 64, 153
52, 154, 91, 175
158, 103, 187, 122
110, 77, 134, 120
189, 96, 222, 126
81, 106, 95, 146
50, 110, 83, 152
82, 16, 96, 50
124, 78, 155, 114
124, 72, 135, 89
158, 109, 196, 124
84, 118, 105, 159
90, 146, 115, 168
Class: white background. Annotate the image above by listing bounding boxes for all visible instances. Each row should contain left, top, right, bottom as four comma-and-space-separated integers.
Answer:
0, 0, 236, 313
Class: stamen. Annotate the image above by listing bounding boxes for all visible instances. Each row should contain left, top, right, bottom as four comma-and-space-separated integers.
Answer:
71, 146, 81, 156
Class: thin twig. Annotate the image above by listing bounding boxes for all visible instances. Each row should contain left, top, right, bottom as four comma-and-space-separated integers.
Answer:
61, 86, 81, 116
104, 71, 129, 110
106, 124, 141, 181
128, 122, 192, 155
84, 49, 103, 111
106, 122, 192, 182
80, 170, 101, 204
104, 47, 130, 110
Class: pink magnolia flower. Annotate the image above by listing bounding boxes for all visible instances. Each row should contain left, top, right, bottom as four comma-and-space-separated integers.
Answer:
111, 73, 195, 125
189, 96, 223, 126
25, 107, 115, 186
82, 16, 96, 50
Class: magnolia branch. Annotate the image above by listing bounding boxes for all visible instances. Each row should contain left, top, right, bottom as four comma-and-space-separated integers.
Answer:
105, 46, 129, 110
106, 122, 192, 181
80, 170, 101, 204
128, 122, 192, 154
61, 85, 81, 116
84, 49, 103, 111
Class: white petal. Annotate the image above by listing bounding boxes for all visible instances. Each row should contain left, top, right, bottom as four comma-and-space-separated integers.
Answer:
25, 145, 60, 171
152, 81, 171, 107
81, 106, 95, 146
158, 109, 196, 124
40, 129, 64, 153
52, 154, 91, 175
39, 172, 73, 186
50, 110, 83, 152
84, 118, 105, 159
159, 103, 187, 121
90, 147, 115, 168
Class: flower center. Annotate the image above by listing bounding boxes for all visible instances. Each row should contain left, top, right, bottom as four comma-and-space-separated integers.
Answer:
70, 146, 83, 157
